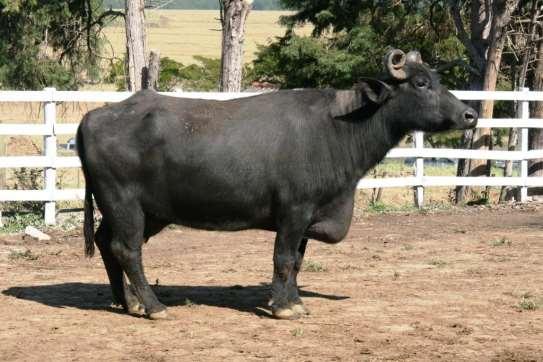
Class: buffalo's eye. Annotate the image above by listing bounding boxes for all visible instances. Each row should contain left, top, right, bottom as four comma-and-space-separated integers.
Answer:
413, 76, 430, 89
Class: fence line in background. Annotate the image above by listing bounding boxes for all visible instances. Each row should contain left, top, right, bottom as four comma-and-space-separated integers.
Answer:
0, 87, 541, 224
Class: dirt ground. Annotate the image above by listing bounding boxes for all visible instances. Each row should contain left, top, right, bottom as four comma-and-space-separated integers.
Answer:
1, 207, 543, 361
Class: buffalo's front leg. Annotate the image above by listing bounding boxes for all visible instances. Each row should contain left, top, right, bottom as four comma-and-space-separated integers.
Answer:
290, 238, 310, 315
268, 237, 310, 315
271, 215, 310, 319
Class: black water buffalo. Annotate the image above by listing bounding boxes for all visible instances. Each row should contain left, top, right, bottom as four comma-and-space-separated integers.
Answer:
77, 49, 477, 320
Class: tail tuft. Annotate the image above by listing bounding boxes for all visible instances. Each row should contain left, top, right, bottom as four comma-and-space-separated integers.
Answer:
84, 186, 95, 257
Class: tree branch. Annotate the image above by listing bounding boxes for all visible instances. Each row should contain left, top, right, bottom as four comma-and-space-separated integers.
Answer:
59, 8, 124, 62
94, 9, 125, 26
436, 58, 482, 76
447, 0, 486, 72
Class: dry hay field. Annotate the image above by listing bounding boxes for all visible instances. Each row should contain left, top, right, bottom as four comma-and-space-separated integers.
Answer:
103, 10, 312, 65
0, 206, 543, 360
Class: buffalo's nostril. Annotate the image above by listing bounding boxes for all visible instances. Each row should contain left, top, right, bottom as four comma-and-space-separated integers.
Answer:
464, 109, 478, 125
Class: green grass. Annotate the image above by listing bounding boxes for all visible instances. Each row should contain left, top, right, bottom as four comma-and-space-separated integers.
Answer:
364, 200, 452, 214
490, 237, 512, 247
429, 259, 447, 268
518, 293, 541, 311
183, 298, 196, 307
8, 249, 39, 261
0, 213, 45, 234
303, 260, 327, 272
371, 159, 518, 178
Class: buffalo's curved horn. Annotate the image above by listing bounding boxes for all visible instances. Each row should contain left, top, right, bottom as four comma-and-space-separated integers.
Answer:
406, 50, 423, 64
384, 49, 407, 80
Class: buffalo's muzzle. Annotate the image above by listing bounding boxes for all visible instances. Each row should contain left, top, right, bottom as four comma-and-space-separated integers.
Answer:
462, 108, 478, 128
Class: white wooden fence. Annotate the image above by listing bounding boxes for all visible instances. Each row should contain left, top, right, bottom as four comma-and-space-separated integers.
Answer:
1, 87, 543, 225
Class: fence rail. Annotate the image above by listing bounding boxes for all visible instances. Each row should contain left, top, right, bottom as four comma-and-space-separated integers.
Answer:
0, 87, 541, 224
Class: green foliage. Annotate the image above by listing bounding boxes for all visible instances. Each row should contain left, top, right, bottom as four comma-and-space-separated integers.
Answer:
3, 168, 43, 214
252, 33, 376, 89
105, 56, 126, 86
426, 131, 465, 148
366, 201, 391, 214
1, 213, 45, 234
252, 2, 468, 90
0, 0, 111, 90
108, 55, 220, 91
177, 55, 220, 91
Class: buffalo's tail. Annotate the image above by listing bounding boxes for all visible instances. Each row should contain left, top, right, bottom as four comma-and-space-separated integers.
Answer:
76, 122, 95, 257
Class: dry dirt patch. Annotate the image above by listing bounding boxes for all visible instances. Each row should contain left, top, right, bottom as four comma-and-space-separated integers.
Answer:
0, 207, 542, 361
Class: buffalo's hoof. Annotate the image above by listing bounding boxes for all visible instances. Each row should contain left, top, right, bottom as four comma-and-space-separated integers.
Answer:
291, 303, 310, 316
148, 309, 173, 320
272, 307, 299, 320
127, 302, 146, 316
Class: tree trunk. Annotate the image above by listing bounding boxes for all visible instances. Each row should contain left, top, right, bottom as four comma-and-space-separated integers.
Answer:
144, 50, 160, 90
452, 0, 491, 203
125, 0, 148, 91
469, 29, 507, 176
500, 62, 520, 202
501, 1, 539, 202
454, 75, 484, 203
451, 0, 521, 203
219, 0, 252, 92
529, 36, 543, 178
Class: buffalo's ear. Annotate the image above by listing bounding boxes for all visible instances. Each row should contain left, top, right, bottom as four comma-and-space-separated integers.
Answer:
331, 79, 393, 119
356, 78, 393, 105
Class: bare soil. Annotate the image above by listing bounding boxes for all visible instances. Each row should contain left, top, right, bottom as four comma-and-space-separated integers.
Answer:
1, 206, 543, 361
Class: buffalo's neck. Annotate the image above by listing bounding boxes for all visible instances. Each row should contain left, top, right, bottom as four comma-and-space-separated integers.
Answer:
338, 106, 408, 181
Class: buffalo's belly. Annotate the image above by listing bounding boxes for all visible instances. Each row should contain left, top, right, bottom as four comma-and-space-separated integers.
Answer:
140, 186, 275, 231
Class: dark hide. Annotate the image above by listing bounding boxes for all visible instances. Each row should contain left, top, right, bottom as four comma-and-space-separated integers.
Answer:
77, 61, 477, 319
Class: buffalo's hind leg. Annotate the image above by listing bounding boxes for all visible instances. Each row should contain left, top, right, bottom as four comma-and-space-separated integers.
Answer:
109, 208, 170, 320
94, 220, 143, 315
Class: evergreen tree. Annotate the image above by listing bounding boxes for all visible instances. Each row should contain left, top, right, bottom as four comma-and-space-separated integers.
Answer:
252, 1, 466, 89
0, 0, 122, 89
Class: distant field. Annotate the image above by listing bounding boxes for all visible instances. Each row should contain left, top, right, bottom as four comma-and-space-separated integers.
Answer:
103, 10, 312, 64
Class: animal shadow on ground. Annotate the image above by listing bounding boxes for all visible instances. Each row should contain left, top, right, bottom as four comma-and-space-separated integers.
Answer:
2, 283, 348, 317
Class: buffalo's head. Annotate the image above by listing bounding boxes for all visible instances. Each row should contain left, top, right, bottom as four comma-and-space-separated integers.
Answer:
359, 49, 477, 132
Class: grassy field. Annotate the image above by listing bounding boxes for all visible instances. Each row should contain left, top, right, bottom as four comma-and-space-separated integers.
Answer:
102, 10, 312, 65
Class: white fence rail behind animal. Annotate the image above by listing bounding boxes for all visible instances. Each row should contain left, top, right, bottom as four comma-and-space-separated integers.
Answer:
0, 87, 542, 225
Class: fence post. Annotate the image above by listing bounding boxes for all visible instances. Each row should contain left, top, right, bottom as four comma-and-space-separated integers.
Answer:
44, 87, 57, 225
414, 131, 424, 208
520, 87, 529, 203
